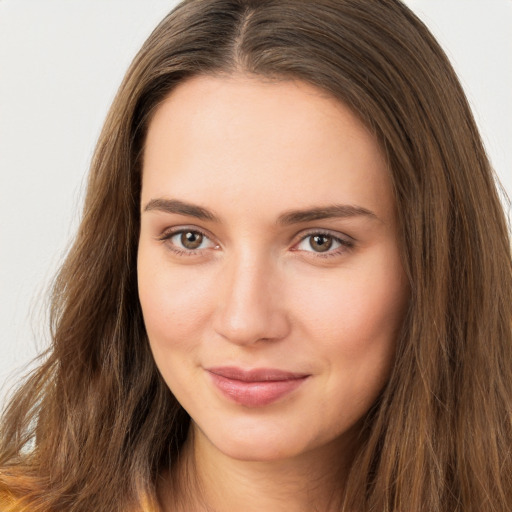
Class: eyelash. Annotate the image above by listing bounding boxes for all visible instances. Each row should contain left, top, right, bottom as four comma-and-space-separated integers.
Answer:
157, 227, 216, 257
157, 227, 354, 258
294, 230, 354, 259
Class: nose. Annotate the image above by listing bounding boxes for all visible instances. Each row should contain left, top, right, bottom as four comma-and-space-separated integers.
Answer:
212, 253, 291, 346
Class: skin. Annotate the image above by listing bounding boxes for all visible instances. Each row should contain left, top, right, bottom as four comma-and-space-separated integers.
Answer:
137, 74, 409, 511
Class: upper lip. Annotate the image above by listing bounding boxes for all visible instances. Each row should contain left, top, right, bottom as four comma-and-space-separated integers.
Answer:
206, 366, 310, 382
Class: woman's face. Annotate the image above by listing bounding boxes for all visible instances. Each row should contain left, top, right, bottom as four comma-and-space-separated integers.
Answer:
138, 75, 409, 462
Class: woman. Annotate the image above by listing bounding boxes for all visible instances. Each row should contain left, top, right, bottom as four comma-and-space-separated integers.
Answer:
1, 0, 511, 510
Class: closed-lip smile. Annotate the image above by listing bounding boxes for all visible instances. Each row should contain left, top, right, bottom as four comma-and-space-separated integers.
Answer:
206, 366, 310, 407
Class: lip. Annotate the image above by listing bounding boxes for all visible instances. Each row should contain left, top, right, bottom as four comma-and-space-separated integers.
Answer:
206, 366, 310, 407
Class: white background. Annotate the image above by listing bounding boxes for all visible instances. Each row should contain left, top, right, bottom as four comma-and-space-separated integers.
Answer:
1, 0, 511, 401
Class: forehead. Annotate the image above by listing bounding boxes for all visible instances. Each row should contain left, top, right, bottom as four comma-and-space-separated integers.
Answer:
141, 74, 394, 224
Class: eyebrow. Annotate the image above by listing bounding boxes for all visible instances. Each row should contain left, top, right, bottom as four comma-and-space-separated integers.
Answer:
143, 198, 377, 224
277, 204, 377, 225
144, 198, 219, 222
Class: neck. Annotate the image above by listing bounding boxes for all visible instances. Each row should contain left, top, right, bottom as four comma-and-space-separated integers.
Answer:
161, 424, 359, 512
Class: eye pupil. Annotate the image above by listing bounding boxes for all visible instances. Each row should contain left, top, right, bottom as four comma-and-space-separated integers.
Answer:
181, 231, 203, 249
310, 235, 333, 252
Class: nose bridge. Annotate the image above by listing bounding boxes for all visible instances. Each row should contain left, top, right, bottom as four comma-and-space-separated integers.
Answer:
213, 247, 289, 345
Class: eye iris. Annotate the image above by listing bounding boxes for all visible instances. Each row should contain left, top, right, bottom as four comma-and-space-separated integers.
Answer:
181, 231, 203, 249
310, 235, 333, 252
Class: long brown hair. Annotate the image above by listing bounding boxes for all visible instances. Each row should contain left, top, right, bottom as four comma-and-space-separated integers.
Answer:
1, 1, 511, 510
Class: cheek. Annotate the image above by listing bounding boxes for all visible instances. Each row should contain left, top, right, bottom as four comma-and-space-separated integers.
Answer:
290, 250, 408, 372
297, 274, 405, 343
137, 249, 214, 353
294, 262, 407, 430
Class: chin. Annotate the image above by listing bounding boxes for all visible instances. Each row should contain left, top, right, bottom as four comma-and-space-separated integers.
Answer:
217, 438, 302, 462
195, 418, 321, 463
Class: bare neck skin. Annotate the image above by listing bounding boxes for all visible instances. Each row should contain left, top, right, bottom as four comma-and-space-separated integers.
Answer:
160, 423, 359, 512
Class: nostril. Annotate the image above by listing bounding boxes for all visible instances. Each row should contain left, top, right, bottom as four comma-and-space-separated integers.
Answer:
213, 304, 290, 346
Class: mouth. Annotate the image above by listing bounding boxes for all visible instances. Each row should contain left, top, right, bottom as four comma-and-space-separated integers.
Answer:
206, 366, 310, 407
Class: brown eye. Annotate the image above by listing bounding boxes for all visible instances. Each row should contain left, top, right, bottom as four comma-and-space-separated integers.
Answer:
295, 232, 348, 256
163, 228, 217, 255
181, 231, 204, 249
309, 235, 333, 252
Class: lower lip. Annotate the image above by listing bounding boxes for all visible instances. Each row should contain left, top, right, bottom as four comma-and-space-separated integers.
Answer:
208, 372, 308, 407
